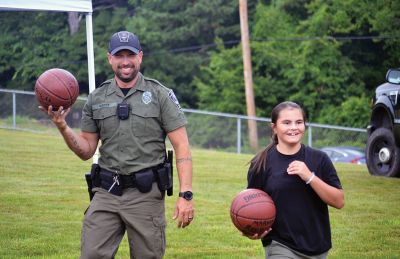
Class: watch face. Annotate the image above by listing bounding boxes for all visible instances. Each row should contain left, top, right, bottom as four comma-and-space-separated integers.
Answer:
180, 191, 193, 200
184, 191, 193, 200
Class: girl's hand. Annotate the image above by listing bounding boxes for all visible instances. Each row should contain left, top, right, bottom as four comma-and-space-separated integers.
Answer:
287, 160, 313, 182
242, 228, 272, 240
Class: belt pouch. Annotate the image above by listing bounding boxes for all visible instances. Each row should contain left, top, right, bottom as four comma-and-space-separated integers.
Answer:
85, 173, 94, 201
90, 163, 101, 187
156, 165, 172, 192
135, 170, 154, 193
99, 171, 122, 196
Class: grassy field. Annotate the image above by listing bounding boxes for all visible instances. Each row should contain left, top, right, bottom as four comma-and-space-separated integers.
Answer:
0, 128, 399, 259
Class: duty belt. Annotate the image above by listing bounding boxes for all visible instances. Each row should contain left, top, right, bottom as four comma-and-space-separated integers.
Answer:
97, 167, 158, 189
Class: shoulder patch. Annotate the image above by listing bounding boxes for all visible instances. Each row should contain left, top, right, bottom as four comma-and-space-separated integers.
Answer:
168, 90, 182, 110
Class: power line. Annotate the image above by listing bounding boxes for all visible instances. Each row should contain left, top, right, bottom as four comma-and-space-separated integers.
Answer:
147, 34, 400, 55
252, 35, 400, 42
146, 40, 239, 56
27, 34, 400, 65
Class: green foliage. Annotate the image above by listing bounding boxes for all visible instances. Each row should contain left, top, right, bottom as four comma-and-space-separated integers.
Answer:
368, 0, 400, 68
195, 41, 245, 113
286, 39, 362, 119
0, 0, 399, 126
195, 0, 393, 126
251, 3, 302, 117
0, 0, 241, 107
126, 0, 240, 107
317, 95, 371, 128
0, 11, 68, 89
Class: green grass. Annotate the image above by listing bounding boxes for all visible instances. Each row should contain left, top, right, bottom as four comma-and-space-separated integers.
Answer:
0, 128, 399, 259
0, 116, 57, 133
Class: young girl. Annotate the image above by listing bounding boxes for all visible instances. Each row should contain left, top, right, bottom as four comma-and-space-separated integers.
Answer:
246, 101, 344, 259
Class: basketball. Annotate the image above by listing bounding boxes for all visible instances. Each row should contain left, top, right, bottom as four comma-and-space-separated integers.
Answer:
35, 68, 79, 110
230, 188, 276, 236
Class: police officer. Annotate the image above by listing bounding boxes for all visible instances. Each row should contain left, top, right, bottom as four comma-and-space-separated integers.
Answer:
40, 31, 194, 259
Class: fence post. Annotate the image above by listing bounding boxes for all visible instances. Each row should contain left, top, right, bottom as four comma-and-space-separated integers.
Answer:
237, 118, 241, 154
308, 124, 312, 147
12, 92, 16, 129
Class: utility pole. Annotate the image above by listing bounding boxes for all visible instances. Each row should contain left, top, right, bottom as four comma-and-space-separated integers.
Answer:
239, 0, 258, 151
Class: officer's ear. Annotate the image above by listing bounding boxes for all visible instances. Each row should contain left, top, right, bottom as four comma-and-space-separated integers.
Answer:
137, 51, 144, 62
107, 53, 113, 65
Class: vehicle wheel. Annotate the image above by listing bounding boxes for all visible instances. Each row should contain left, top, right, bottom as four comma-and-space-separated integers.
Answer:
366, 127, 400, 177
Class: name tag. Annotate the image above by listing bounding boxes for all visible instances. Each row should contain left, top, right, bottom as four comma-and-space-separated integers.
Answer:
92, 103, 118, 110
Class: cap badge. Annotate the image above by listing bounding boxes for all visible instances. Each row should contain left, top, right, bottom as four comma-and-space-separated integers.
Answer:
117, 31, 130, 43
142, 91, 152, 104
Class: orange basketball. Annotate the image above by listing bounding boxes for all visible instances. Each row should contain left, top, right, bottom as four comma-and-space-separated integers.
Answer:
230, 188, 276, 236
35, 68, 79, 110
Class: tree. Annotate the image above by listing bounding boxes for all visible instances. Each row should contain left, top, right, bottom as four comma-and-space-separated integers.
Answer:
67, 12, 81, 35
195, 0, 374, 125
317, 95, 371, 128
126, 0, 241, 107
0, 0, 398, 128
368, 0, 400, 69
195, 40, 245, 113
0, 11, 69, 89
195, 1, 302, 117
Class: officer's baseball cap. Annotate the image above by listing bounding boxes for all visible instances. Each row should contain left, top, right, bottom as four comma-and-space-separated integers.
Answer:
108, 31, 141, 55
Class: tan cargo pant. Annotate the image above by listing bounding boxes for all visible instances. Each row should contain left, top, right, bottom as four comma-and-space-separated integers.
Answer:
265, 240, 328, 259
80, 182, 166, 259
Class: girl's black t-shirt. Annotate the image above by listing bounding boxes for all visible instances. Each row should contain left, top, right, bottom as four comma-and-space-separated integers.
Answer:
247, 144, 342, 256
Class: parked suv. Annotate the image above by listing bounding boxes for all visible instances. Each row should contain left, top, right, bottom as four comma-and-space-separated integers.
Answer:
366, 68, 400, 177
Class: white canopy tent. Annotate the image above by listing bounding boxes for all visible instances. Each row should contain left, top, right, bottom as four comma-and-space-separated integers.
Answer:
0, 0, 96, 93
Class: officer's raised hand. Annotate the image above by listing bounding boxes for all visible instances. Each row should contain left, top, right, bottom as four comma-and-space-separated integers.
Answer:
39, 105, 71, 131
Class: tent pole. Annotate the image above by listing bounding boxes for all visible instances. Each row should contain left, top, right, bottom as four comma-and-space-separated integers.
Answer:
85, 12, 96, 94
85, 12, 98, 164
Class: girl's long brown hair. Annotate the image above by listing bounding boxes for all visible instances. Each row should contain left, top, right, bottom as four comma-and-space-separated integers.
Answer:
250, 101, 306, 173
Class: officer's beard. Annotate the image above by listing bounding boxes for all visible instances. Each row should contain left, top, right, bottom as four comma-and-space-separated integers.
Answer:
116, 65, 139, 83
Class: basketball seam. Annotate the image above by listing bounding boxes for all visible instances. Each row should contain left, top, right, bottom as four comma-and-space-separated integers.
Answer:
36, 80, 68, 101
50, 70, 75, 103
37, 78, 70, 102
234, 215, 275, 221
231, 201, 275, 221
233, 200, 275, 211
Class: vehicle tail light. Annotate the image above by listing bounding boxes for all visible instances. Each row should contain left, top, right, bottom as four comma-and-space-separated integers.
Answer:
351, 157, 360, 164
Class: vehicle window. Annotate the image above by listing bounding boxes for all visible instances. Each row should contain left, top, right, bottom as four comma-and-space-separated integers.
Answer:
331, 151, 342, 159
344, 149, 364, 156
388, 69, 400, 84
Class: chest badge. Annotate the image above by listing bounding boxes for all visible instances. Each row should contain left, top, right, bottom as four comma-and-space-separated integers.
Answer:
142, 91, 152, 104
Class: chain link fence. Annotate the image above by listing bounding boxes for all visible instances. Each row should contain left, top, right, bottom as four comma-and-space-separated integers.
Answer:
0, 89, 368, 154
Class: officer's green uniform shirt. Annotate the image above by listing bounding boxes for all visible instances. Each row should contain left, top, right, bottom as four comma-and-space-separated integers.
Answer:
81, 73, 187, 175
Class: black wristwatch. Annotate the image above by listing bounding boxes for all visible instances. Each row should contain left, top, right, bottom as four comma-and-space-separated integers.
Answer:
179, 191, 193, 201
